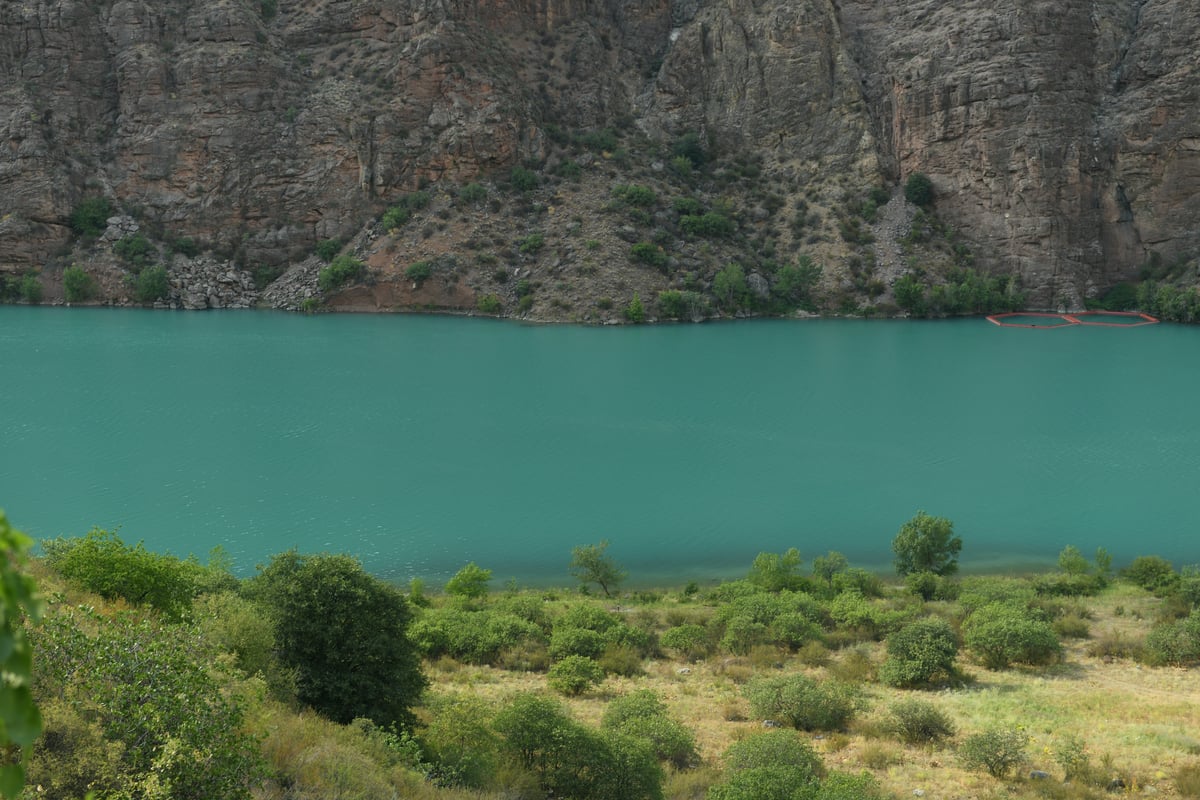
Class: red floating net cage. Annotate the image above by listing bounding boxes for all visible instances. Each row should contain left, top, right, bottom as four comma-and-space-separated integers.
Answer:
987, 311, 1159, 328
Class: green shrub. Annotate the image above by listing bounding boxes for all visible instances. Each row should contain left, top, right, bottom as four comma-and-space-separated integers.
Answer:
660, 624, 710, 660
613, 184, 656, 207
680, 212, 735, 238
510, 167, 538, 192
657, 290, 706, 320
963, 603, 1061, 669
315, 238, 341, 261
548, 655, 604, 695
625, 293, 645, 323
892, 510, 962, 577
1123, 555, 1179, 595
253, 263, 285, 289
19, 274, 43, 303
381, 205, 411, 230
69, 197, 112, 236
673, 197, 703, 216
113, 234, 154, 268
904, 173, 934, 206
602, 690, 698, 769
171, 236, 200, 258
817, 771, 888, 800
671, 132, 708, 168
422, 693, 501, 788
743, 674, 863, 732
708, 731, 822, 800
958, 727, 1028, 778
133, 265, 170, 303
885, 699, 956, 745
549, 626, 606, 660
458, 182, 487, 204
476, 293, 502, 313
444, 561, 491, 599
518, 233, 545, 254
41, 527, 215, 621
62, 266, 96, 302
878, 618, 959, 688
1142, 609, 1200, 666
318, 255, 365, 292
578, 128, 618, 152
713, 263, 749, 309
630, 241, 668, 270
404, 260, 433, 284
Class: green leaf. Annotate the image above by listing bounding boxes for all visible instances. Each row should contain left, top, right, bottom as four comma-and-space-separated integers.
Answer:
0, 684, 41, 746
0, 763, 24, 799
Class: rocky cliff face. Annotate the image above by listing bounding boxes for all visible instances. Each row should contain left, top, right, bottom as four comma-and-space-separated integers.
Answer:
2, 0, 1197, 312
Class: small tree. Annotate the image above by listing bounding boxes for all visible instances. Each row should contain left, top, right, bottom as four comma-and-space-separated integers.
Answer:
963, 603, 1060, 669
133, 265, 170, 303
811, 551, 849, 585
879, 618, 959, 688
69, 197, 112, 236
904, 173, 934, 207
624, 293, 646, 323
892, 510, 962, 577
568, 541, 626, 597
747, 548, 805, 592
886, 699, 956, 745
250, 551, 427, 728
548, 655, 605, 695
62, 266, 96, 303
1058, 545, 1089, 576
744, 674, 863, 732
713, 263, 749, 309
445, 562, 492, 600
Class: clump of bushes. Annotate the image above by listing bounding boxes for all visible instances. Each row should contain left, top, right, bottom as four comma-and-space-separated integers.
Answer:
318, 255, 366, 292
548, 655, 604, 695
878, 618, 959, 688
133, 265, 170, 303
476, 293, 501, 313
69, 197, 113, 237
885, 699, 956, 745
381, 191, 431, 231
963, 603, 1061, 669
680, 212, 735, 238
315, 238, 341, 262
404, 261, 432, 285
62, 265, 97, 302
630, 242, 667, 270
601, 690, 698, 769
113, 234, 154, 269
612, 184, 656, 207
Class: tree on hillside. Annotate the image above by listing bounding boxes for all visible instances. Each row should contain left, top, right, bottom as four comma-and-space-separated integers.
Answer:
569, 541, 626, 598
892, 511, 962, 577
250, 551, 426, 728
445, 562, 492, 600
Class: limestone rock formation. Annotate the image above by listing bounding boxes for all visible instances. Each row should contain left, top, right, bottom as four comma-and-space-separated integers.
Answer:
1, 0, 1197, 312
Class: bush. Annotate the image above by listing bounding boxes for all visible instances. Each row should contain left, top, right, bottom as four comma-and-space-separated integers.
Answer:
709, 731, 823, 800
445, 561, 491, 599
404, 260, 433, 284
133, 264, 169, 303
69, 197, 112, 236
630, 241, 668, 270
671, 132, 708, 168
518, 233, 545, 254
713, 262, 749, 309
886, 699, 956, 745
510, 167, 538, 192
113, 234, 154, 268
1142, 609, 1200, 666
743, 675, 863, 731
41, 528, 218, 621
673, 197, 703, 216
1123, 555, 1179, 594
19, 274, 42, 303
458, 182, 487, 204
747, 548, 805, 592
963, 603, 1061, 669
680, 212, 735, 238
477, 293, 501, 313
613, 184, 657, 207
958, 727, 1029, 778
904, 173, 934, 206
660, 624, 710, 660
171, 236, 199, 258
879, 618, 959, 688
602, 690, 698, 769
625, 293, 645, 323
315, 238, 341, 261
318, 254, 365, 292
548, 655, 605, 695
62, 266, 96, 302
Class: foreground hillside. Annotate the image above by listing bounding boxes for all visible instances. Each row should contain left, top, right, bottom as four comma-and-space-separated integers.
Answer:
2, 0, 1199, 314
5, 516, 1199, 800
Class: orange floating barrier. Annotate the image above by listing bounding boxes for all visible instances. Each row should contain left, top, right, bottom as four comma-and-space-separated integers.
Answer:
986, 311, 1158, 328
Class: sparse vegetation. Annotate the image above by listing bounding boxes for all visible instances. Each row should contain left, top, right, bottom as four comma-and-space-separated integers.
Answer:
318, 254, 366, 292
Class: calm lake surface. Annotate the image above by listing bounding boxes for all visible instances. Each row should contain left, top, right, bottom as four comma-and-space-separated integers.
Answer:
1, 306, 1197, 585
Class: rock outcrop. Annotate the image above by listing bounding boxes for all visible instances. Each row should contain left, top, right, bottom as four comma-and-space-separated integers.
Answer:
1, 0, 1197, 311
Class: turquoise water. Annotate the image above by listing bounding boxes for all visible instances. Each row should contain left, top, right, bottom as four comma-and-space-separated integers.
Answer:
1, 307, 1197, 585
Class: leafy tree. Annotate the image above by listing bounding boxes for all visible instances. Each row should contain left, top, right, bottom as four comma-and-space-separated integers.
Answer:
445, 561, 492, 600
904, 173, 934, 207
250, 551, 427, 728
660, 624, 711, 661
1142, 609, 1200, 666
743, 675, 863, 731
631, 242, 668, 270
569, 540, 626, 597
458, 182, 487, 204
69, 197, 112, 236
671, 132, 708, 168
0, 511, 43, 799
62, 266, 96, 302
713, 263, 749, 309
1123, 555, 1179, 595
422, 693, 501, 788
811, 551, 849, 585
315, 238, 341, 262
18, 275, 42, 304
708, 731, 824, 800
878, 618, 959, 688
892, 510, 962, 577
625, 293, 646, 323
510, 167, 538, 192
773, 256, 822, 309
1058, 545, 1089, 576
893, 274, 926, 315
747, 548, 805, 592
